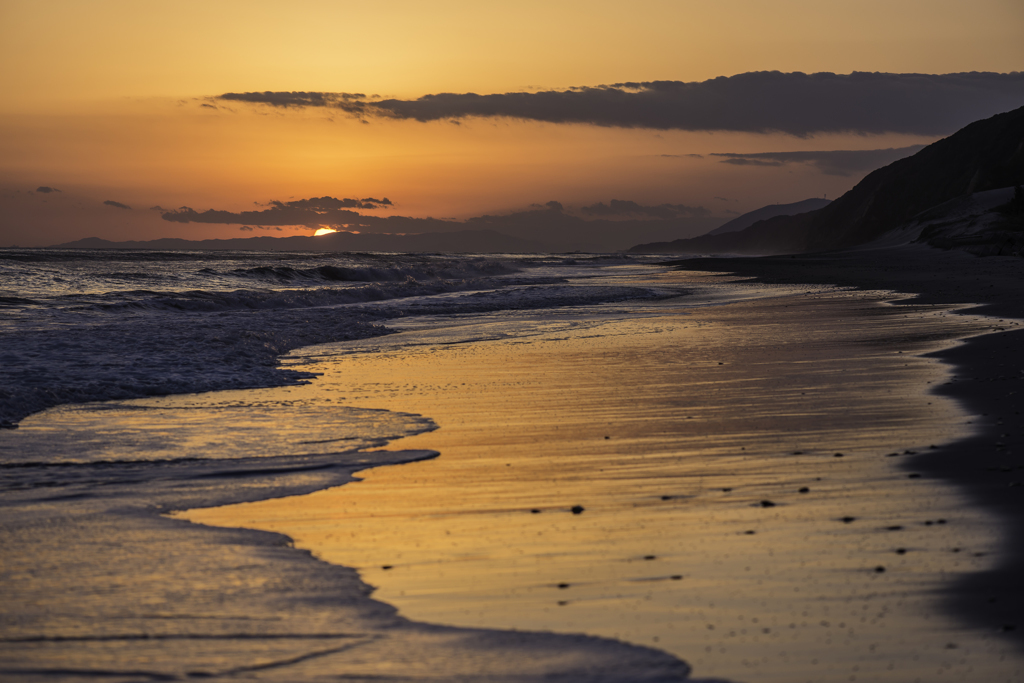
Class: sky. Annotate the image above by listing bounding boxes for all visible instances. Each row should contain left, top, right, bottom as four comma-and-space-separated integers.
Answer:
1, 0, 1022, 248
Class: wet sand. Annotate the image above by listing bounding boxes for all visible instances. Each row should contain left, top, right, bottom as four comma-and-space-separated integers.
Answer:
675, 244, 1024, 650
185, 266, 1024, 682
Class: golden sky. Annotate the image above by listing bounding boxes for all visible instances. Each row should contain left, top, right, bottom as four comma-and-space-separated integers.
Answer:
1, 0, 1022, 246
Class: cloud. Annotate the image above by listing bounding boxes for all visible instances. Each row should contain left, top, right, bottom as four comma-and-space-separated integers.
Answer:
159, 194, 721, 251
219, 91, 367, 108
35, 186, 60, 193
104, 200, 132, 209
219, 72, 1024, 136
528, 200, 563, 211
580, 199, 710, 219
273, 196, 392, 210
711, 145, 927, 176
162, 195, 392, 228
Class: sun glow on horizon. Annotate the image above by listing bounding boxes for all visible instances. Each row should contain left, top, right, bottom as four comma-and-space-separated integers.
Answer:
313, 227, 338, 236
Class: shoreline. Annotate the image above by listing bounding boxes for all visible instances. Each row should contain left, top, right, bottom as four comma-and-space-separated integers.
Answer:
6, 246, 1023, 680
186, 270, 1018, 682
673, 243, 1024, 642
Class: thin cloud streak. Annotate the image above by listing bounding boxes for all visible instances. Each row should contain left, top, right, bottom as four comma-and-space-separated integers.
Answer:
711, 145, 927, 176
219, 72, 1024, 136
580, 200, 710, 219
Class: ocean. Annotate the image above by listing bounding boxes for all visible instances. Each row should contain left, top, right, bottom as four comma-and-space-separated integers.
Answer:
0, 249, 687, 425
2, 248, 1022, 682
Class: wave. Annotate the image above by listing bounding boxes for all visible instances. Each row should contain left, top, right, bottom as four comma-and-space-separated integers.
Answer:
0, 252, 680, 426
225, 258, 521, 284
88, 279, 497, 312
0, 296, 38, 306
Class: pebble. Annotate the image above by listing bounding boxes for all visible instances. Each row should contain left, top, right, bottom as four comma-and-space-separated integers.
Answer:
571, 505, 585, 514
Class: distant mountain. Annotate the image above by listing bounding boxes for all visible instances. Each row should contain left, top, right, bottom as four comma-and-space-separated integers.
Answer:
630, 105, 1024, 255
52, 229, 546, 253
706, 198, 831, 235
52, 209, 722, 253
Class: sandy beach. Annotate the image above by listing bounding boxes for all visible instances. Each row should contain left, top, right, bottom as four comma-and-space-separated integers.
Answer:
677, 244, 1024, 648
4, 246, 1023, 682
183, 259, 1024, 682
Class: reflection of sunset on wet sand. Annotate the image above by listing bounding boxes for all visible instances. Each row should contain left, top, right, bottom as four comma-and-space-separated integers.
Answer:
185, 271, 1023, 682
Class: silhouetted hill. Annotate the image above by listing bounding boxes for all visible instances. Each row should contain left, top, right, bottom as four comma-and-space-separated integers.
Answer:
706, 198, 831, 235
631, 105, 1024, 255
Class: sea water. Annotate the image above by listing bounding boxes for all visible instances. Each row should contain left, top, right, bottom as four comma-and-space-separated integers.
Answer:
0, 248, 720, 681
1, 249, 677, 425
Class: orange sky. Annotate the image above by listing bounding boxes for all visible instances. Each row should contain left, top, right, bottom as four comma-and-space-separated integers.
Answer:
1, 0, 1022, 246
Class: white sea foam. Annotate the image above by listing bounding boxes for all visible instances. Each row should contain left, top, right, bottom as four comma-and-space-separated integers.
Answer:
0, 250, 679, 425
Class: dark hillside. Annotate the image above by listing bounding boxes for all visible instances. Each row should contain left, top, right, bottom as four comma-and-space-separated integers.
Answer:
631, 104, 1024, 254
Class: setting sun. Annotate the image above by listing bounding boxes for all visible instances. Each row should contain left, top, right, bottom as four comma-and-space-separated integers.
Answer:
313, 227, 338, 236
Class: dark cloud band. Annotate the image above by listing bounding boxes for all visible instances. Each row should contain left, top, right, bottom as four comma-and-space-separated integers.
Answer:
162, 196, 391, 227
219, 71, 1024, 136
